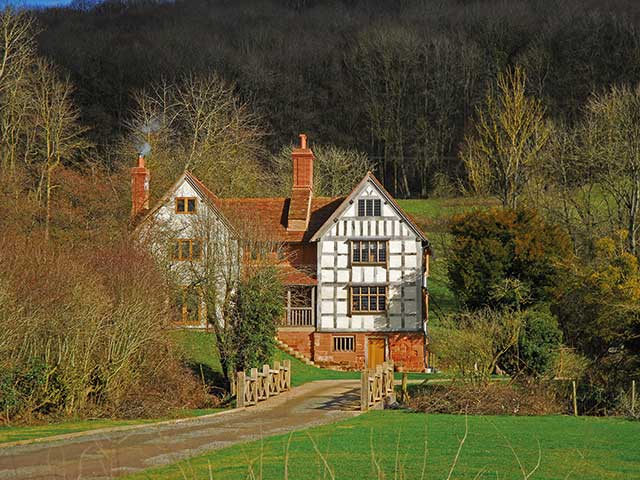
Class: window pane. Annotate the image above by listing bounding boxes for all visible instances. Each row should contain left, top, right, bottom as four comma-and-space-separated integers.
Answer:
192, 240, 201, 259
187, 198, 196, 212
378, 295, 386, 311
361, 296, 369, 311
352, 295, 360, 312
366, 199, 373, 216
352, 242, 360, 263
352, 286, 360, 295
358, 199, 365, 216
362, 243, 369, 263
180, 241, 190, 260
374, 199, 381, 216
370, 242, 378, 263
176, 198, 185, 212
379, 242, 387, 262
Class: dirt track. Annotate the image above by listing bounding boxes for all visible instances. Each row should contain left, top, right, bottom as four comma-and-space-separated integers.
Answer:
0, 380, 361, 480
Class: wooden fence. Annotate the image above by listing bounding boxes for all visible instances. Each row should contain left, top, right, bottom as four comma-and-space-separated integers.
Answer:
361, 362, 395, 411
236, 360, 291, 408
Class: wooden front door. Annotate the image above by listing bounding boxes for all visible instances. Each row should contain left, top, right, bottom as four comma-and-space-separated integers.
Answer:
367, 338, 386, 369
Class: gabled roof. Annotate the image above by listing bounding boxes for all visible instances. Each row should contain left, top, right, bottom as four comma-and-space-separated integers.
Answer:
132, 171, 236, 235
310, 172, 428, 242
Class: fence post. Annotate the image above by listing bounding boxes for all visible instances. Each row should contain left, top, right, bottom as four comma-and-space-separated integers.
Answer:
284, 359, 291, 390
572, 380, 578, 417
632, 380, 637, 416
237, 371, 245, 408
263, 364, 271, 398
274, 360, 281, 394
401, 372, 409, 402
361, 369, 369, 412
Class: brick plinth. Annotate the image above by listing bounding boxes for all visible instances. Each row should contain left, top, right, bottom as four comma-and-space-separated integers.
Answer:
312, 331, 427, 372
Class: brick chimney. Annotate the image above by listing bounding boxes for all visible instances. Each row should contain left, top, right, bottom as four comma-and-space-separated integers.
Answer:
287, 134, 314, 231
131, 154, 150, 218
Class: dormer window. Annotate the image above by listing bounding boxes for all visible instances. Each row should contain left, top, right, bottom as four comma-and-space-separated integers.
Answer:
357, 199, 381, 217
176, 197, 197, 214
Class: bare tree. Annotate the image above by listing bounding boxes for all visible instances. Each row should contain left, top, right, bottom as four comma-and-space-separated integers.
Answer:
125, 73, 266, 200
29, 59, 90, 241
579, 85, 640, 255
463, 66, 551, 208
0, 8, 36, 176
271, 143, 372, 197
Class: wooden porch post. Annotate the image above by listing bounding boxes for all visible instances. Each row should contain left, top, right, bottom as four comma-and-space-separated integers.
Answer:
287, 288, 291, 326
311, 286, 316, 327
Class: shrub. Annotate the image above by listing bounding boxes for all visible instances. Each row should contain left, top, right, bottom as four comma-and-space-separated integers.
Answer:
430, 308, 521, 385
448, 208, 570, 310
407, 381, 564, 416
552, 233, 640, 413
0, 235, 208, 422
502, 306, 563, 378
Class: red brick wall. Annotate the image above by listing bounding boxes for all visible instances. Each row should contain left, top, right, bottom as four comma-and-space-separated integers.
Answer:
314, 332, 367, 370
388, 332, 426, 372
312, 332, 427, 372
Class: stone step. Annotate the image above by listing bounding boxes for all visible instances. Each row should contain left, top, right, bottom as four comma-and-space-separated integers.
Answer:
276, 339, 317, 367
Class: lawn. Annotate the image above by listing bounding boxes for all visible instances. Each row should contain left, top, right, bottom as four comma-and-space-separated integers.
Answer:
123, 410, 640, 480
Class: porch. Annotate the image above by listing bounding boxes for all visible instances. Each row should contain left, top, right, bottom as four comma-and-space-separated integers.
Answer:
281, 286, 315, 328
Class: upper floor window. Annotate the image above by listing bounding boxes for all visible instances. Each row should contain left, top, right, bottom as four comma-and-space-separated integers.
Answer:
351, 286, 387, 313
357, 199, 381, 217
176, 197, 197, 214
352, 240, 387, 265
172, 239, 202, 261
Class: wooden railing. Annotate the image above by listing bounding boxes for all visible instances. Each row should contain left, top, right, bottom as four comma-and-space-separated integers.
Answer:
360, 362, 395, 411
282, 307, 314, 327
236, 360, 291, 407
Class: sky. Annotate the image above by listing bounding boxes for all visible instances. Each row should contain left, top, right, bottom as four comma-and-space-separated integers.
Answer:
2, 0, 73, 7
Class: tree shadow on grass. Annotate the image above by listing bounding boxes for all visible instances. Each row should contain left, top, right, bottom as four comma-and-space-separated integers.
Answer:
186, 362, 227, 393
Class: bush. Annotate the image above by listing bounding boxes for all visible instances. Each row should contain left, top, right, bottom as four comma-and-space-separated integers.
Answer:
407, 381, 564, 416
502, 306, 563, 378
0, 235, 208, 422
430, 308, 521, 384
448, 208, 570, 310
552, 234, 640, 413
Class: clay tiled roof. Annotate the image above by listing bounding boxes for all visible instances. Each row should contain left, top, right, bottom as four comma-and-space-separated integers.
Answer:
278, 263, 317, 285
214, 196, 344, 243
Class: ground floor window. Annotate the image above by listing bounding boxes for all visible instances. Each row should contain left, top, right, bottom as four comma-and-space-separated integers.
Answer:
333, 335, 355, 352
351, 286, 387, 313
177, 285, 203, 325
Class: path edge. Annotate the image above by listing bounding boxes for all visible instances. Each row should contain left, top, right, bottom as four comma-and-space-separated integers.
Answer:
0, 407, 243, 450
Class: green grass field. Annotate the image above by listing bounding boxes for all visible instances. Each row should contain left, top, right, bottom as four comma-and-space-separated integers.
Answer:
123, 410, 640, 480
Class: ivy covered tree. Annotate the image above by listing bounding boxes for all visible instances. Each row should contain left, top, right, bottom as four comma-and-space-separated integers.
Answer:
232, 266, 284, 373
448, 208, 570, 310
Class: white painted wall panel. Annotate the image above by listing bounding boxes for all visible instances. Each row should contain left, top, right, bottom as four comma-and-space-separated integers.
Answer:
321, 255, 333, 268
322, 269, 335, 283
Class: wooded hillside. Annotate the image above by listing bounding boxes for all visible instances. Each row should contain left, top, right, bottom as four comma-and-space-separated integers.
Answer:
34, 0, 640, 197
